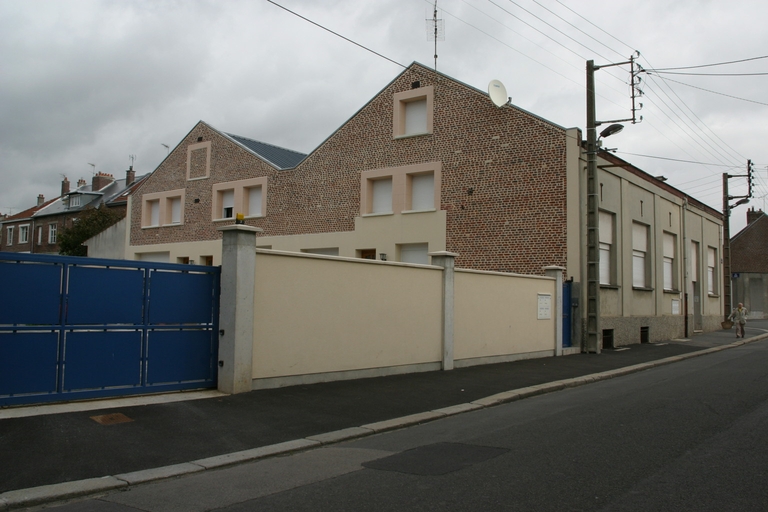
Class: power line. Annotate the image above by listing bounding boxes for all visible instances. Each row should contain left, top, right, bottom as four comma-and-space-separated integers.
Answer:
647, 55, 768, 71
265, 0, 405, 69
613, 151, 736, 167
648, 75, 768, 107
650, 71, 768, 77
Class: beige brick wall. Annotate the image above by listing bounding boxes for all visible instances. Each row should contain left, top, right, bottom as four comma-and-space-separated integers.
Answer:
131, 64, 568, 275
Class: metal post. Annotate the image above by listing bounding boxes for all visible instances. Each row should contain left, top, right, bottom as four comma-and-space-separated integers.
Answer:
585, 60, 601, 353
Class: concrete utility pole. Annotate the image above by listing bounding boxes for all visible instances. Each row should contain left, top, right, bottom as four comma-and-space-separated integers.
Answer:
723, 160, 753, 319
585, 60, 600, 354
585, 56, 640, 353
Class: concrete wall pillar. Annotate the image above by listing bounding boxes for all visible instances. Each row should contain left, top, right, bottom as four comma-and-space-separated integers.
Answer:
544, 266, 566, 356
217, 225, 262, 394
430, 251, 459, 370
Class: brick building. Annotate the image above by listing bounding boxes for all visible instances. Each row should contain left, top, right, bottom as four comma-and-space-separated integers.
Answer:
731, 208, 768, 318
102, 62, 722, 347
0, 169, 143, 255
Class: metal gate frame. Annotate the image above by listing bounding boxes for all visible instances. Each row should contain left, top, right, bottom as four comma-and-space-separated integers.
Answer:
0, 252, 220, 407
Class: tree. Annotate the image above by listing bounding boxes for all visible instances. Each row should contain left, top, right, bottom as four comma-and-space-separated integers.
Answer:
58, 205, 123, 256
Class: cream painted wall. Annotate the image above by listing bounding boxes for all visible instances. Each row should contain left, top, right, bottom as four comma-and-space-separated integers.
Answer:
126, 210, 447, 266
252, 251, 444, 379
453, 270, 556, 360
256, 210, 447, 261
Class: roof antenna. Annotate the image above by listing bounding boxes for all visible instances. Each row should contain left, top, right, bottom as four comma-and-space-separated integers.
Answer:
426, 0, 444, 71
129, 154, 136, 168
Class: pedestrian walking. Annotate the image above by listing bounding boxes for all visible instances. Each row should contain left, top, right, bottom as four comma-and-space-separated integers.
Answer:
728, 303, 748, 338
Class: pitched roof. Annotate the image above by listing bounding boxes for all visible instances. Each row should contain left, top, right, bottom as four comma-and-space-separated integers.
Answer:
224, 133, 307, 170
731, 211, 768, 273
1, 197, 58, 223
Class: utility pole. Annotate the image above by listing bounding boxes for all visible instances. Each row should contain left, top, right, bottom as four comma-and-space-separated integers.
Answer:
585, 60, 600, 354
723, 160, 753, 319
585, 55, 641, 353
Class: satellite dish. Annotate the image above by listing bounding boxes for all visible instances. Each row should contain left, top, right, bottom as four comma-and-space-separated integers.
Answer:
488, 79, 509, 108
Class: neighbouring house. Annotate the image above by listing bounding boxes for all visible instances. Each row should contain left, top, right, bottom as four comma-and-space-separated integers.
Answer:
0, 168, 145, 255
108, 62, 722, 348
731, 208, 768, 319
0, 195, 59, 253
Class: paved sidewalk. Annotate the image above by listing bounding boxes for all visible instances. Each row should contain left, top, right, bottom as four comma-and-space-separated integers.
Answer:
2, 321, 767, 509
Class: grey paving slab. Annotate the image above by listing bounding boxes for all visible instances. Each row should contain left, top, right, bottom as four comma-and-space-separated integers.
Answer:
306, 426, 373, 444
0, 477, 127, 510
192, 439, 320, 470
115, 463, 205, 485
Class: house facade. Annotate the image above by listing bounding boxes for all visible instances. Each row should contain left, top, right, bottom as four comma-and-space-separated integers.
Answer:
113, 62, 722, 348
731, 208, 768, 319
0, 169, 143, 255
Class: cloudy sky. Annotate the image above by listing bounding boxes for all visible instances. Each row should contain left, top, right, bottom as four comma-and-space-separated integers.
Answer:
1, 0, 765, 233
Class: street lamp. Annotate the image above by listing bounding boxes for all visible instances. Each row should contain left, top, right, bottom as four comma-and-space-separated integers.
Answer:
599, 123, 624, 139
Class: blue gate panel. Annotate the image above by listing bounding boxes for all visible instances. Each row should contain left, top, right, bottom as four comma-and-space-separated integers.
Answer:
63, 331, 143, 391
0, 332, 59, 397
0, 262, 62, 325
67, 266, 145, 325
148, 271, 216, 324
146, 330, 216, 385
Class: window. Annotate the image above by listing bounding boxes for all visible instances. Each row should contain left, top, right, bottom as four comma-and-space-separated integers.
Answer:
246, 186, 262, 217
598, 211, 614, 285
212, 177, 267, 221
632, 222, 649, 288
48, 223, 57, 244
142, 189, 184, 227
6, 226, 13, 246
371, 178, 393, 214
37, 226, 42, 245
19, 224, 29, 244
361, 162, 441, 216
399, 243, 429, 265
663, 232, 676, 291
149, 200, 160, 226
70, 195, 81, 207
169, 197, 182, 224
393, 86, 434, 138
408, 173, 435, 211
707, 247, 717, 295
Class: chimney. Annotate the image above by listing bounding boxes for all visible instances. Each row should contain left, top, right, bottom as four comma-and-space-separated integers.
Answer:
77, 177, 87, 188
61, 176, 70, 197
747, 207, 764, 225
126, 166, 135, 186
91, 172, 114, 191
37, 194, 45, 206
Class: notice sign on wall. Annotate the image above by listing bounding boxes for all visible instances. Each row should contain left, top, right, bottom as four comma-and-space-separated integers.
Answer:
672, 299, 680, 315
537, 294, 552, 320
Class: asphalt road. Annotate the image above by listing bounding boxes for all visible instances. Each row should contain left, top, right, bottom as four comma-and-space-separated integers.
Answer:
32, 336, 768, 511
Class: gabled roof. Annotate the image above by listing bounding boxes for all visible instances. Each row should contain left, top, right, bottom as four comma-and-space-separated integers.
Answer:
0, 198, 58, 223
731, 211, 768, 273
34, 177, 141, 218
224, 133, 307, 170
107, 174, 150, 206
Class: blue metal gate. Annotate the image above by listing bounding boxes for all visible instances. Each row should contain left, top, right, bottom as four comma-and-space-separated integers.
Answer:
562, 280, 572, 348
0, 252, 220, 407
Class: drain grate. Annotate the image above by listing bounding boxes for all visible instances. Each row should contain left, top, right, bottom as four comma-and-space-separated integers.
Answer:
90, 412, 133, 425
362, 442, 508, 476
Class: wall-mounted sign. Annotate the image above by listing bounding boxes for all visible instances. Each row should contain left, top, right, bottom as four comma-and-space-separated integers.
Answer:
538, 294, 552, 320
672, 299, 680, 315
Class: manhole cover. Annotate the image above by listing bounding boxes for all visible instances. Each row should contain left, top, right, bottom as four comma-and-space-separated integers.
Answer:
90, 412, 133, 425
362, 442, 508, 476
